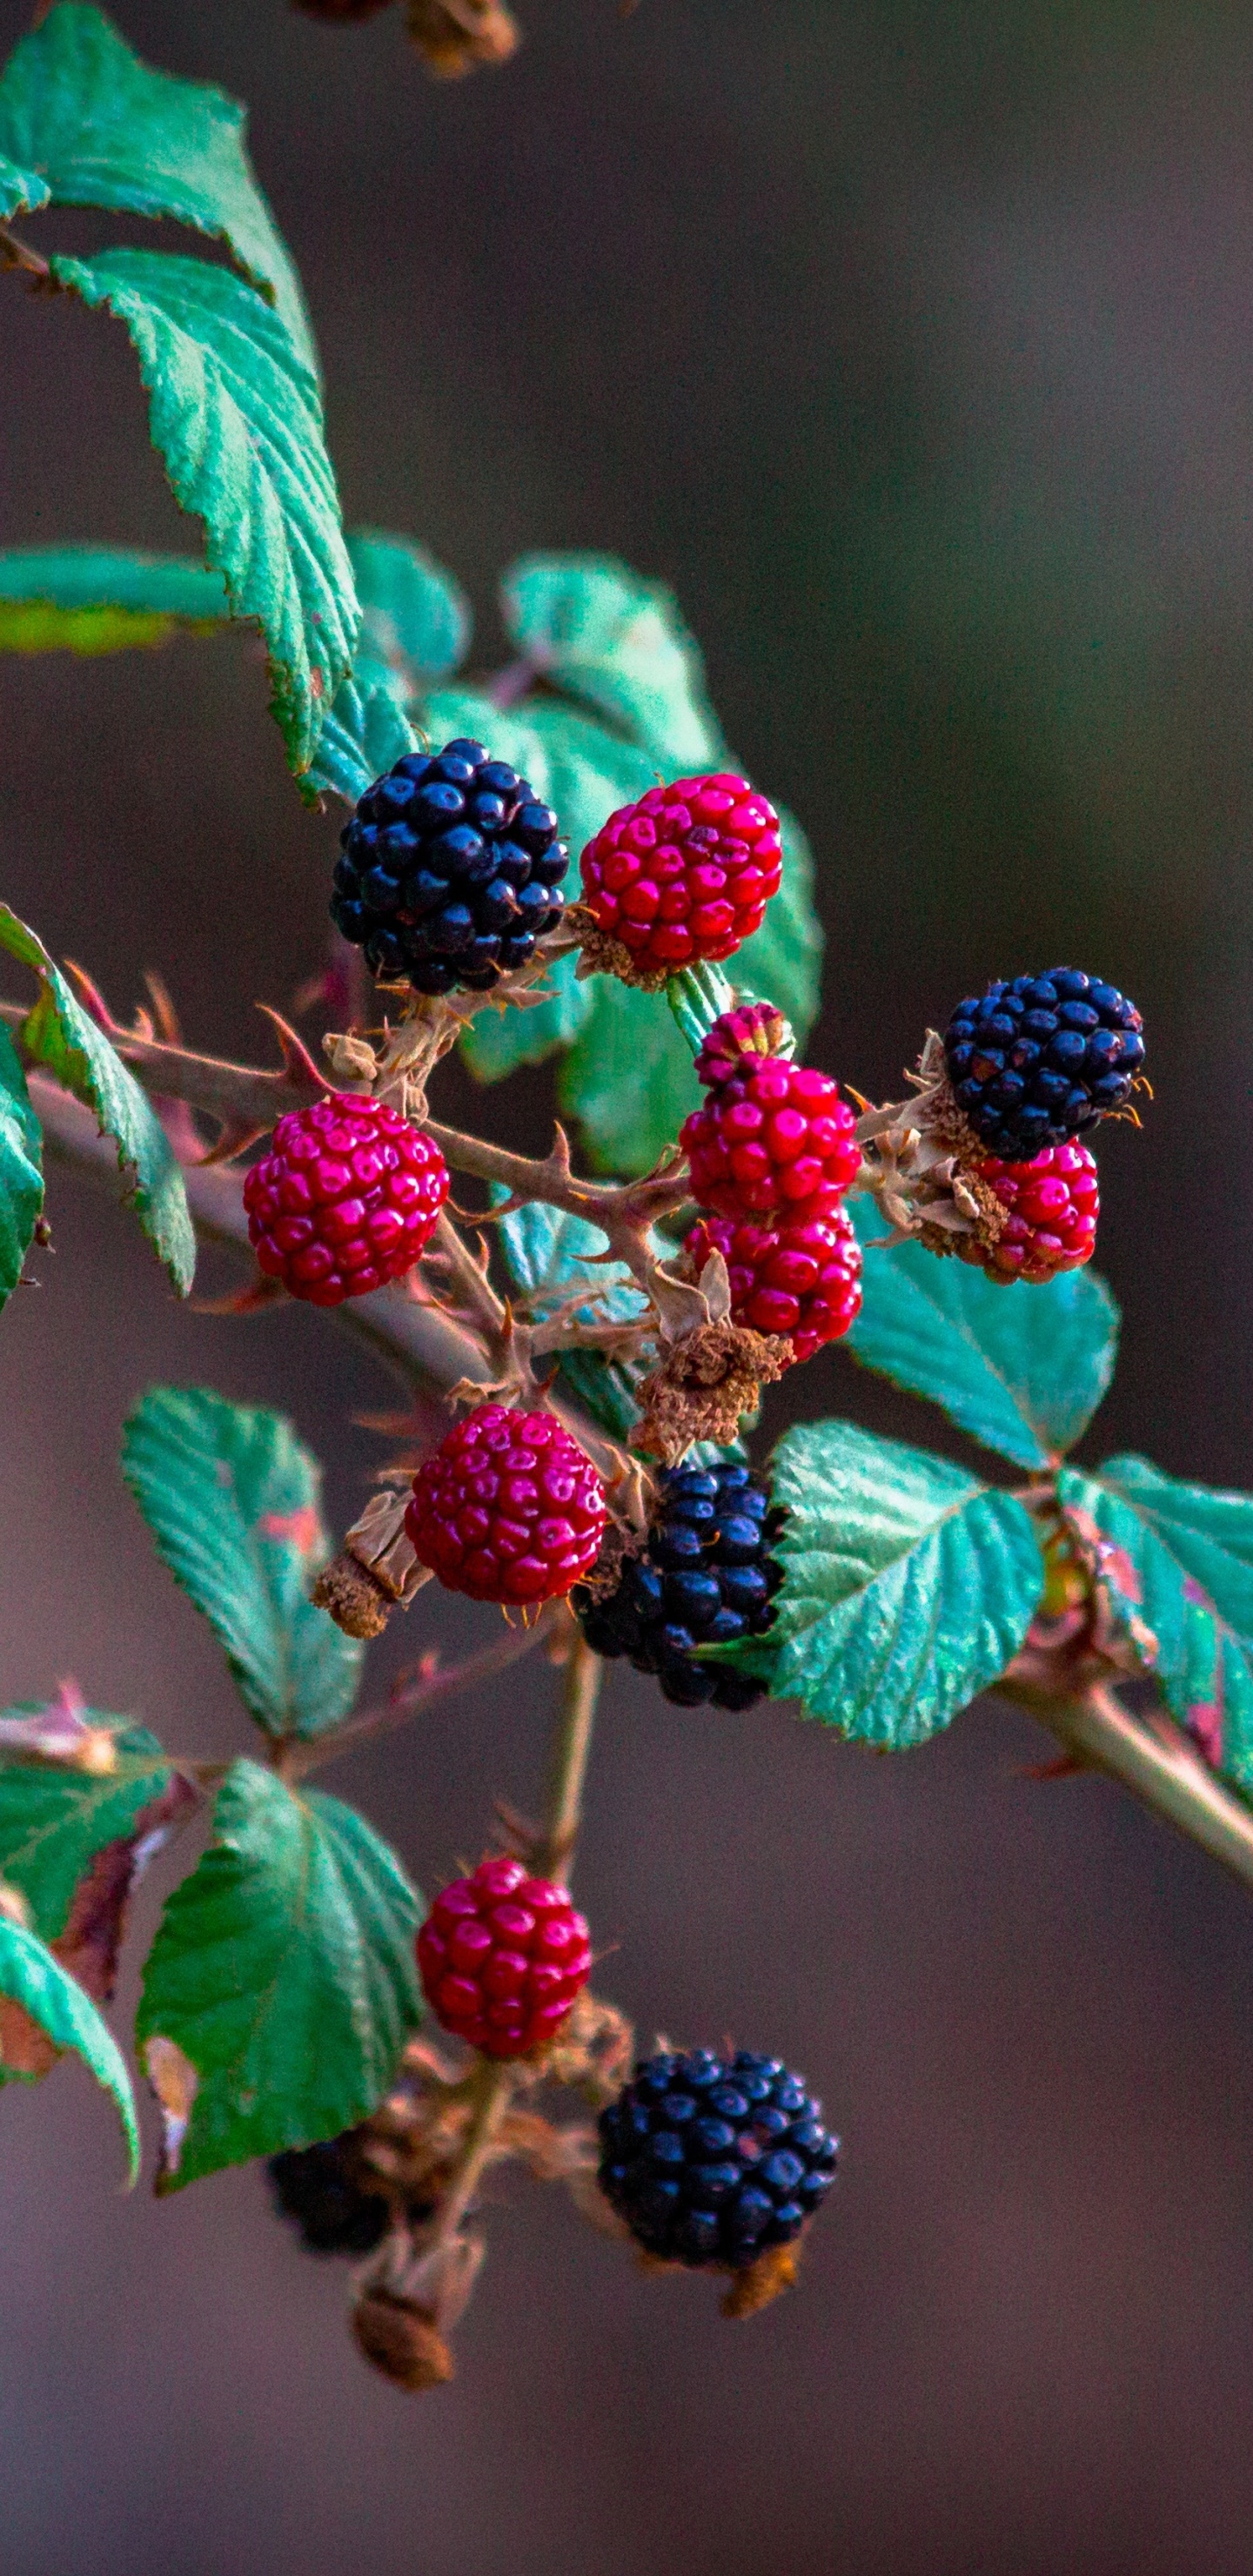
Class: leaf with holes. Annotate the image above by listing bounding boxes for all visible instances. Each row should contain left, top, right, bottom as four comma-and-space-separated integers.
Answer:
501, 552, 724, 768
0, 544, 229, 655
47, 249, 356, 778
0, 1913, 138, 2177
0, 905, 194, 1293
122, 1388, 362, 1739
1060, 1458, 1253, 1796
0, 3, 315, 370
136, 1760, 421, 2187
716, 1417, 1043, 1745
845, 1200, 1120, 1469
0, 1023, 42, 1312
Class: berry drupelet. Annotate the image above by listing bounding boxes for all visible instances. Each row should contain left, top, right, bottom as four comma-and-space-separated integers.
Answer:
574, 1461, 781, 1710
959, 1141, 1099, 1285
686, 1205, 862, 1360
417, 1855, 593, 2059
579, 775, 783, 979
679, 1004, 860, 1224
943, 970, 1144, 1158
332, 738, 568, 995
244, 1093, 449, 1305
405, 1404, 607, 1605
599, 2048, 838, 2269
267, 2132, 392, 2257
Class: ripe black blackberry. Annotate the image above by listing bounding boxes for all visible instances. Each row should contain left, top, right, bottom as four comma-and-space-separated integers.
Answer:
942, 970, 1144, 1158
599, 2048, 838, 2269
266, 2131, 392, 2257
573, 1460, 781, 1712
332, 737, 568, 996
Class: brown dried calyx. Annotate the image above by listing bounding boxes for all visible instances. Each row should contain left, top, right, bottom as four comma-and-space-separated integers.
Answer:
633, 1317, 791, 1465
406, 0, 520, 74
568, 903, 675, 993
352, 2289, 455, 2390
313, 1486, 432, 1640
852, 1030, 1006, 1254
720, 2242, 801, 2320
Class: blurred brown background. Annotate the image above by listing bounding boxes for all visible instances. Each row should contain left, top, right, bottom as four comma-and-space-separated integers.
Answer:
2, 1, 1253, 2568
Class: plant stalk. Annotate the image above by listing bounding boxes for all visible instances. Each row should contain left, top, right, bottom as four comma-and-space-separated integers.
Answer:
533, 1628, 603, 1887
1023, 1681, 1253, 1895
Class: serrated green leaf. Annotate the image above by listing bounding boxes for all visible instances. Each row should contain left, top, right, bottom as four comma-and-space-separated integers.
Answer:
121, 1388, 363, 1741
48, 248, 356, 777
0, 1721, 171, 1941
350, 531, 469, 698
306, 667, 418, 804
501, 553, 723, 768
0, 4, 315, 372
725, 1418, 1043, 1744
0, 544, 228, 656
0, 907, 193, 1292
136, 1760, 421, 2187
845, 1200, 1120, 1469
493, 1190, 651, 1440
0, 149, 48, 219
1061, 1458, 1253, 1796
0, 1914, 138, 2177
0, 1023, 43, 1311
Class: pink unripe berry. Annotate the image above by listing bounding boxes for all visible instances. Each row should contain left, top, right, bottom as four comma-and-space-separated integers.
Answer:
405, 1404, 607, 1603
243, 1093, 449, 1306
580, 775, 783, 976
960, 1141, 1100, 1284
417, 1855, 593, 2058
687, 1206, 862, 1359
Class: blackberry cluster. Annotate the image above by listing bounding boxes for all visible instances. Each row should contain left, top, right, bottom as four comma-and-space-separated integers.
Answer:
574, 1461, 781, 1711
267, 2132, 392, 2257
599, 2048, 838, 2269
332, 738, 567, 995
943, 970, 1144, 1157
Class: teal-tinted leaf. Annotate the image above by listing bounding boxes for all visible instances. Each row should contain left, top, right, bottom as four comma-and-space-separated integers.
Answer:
494, 1191, 650, 1440
0, 4, 315, 372
1061, 1458, 1253, 1795
49, 248, 357, 777
350, 531, 470, 699
0, 1023, 43, 1311
0, 907, 194, 1292
0, 1720, 171, 1941
501, 553, 724, 768
845, 1199, 1120, 1469
0, 543, 229, 654
725, 1417, 1043, 1745
0, 1914, 138, 2177
307, 667, 418, 804
0, 149, 48, 219
122, 1388, 363, 1740
136, 1759, 421, 2186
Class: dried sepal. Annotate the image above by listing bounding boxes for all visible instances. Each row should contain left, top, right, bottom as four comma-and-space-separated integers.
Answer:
633, 1318, 791, 1465
406, 0, 520, 77
720, 2241, 801, 2320
313, 1486, 432, 1639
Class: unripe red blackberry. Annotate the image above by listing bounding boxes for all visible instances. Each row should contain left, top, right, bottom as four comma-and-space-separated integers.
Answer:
580, 775, 782, 979
958, 1141, 1099, 1285
405, 1404, 606, 1603
244, 1094, 448, 1306
599, 2047, 838, 2269
687, 1205, 862, 1359
679, 1007, 860, 1222
417, 1855, 592, 2057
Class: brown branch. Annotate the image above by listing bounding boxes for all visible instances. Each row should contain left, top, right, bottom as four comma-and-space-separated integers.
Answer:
1003, 1678, 1253, 1895
0, 224, 50, 282
424, 1119, 702, 1338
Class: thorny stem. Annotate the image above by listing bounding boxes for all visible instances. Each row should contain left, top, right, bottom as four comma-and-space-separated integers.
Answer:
1010, 1680, 1253, 1895
0, 224, 50, 281
284, 1607, 564, 1781
427, 2053, 516, 2251
533, 1628, 603, 1888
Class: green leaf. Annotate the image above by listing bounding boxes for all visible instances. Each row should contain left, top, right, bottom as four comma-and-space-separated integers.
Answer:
350, 531, 469, 698
0, 149, 48, 220
1060, 1458, 1253, 1796
0, 4, 316, 372
726, 1418, 1043, 1745
0, 906, 194, 1293
306, 668, 418, 805
501, 553, 724, 768
136, 1759, 421, 2187
48, 248, 357, 777
0, 1023, 43, 1311
0, 1913, 138, 2177
845, 1200, 1120, 1470
121, 1388, 363, 1740
0, 544, 228, 654
493, 1191, 650, 1440
0, 1720, 172, 1942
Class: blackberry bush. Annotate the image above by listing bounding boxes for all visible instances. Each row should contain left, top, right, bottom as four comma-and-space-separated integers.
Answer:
0, 0, 1246, 2432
